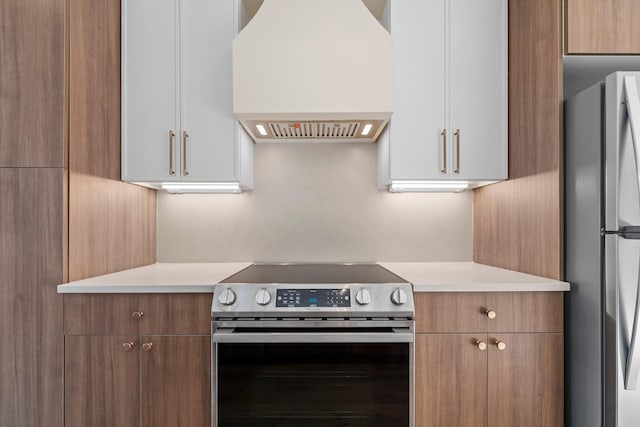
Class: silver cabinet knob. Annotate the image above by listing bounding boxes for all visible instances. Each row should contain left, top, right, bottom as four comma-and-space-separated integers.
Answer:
355, 289, 372, 305
390, 288, 408, 306
255, 288, 271, 306
217, 288, 237, 306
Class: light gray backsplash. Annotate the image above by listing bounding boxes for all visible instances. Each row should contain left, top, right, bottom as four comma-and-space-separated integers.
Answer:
157, 143, 472, 262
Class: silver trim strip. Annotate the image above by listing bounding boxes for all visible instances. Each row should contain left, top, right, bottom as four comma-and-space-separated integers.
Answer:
212, 328, 414, 344
623, 75, 640, 390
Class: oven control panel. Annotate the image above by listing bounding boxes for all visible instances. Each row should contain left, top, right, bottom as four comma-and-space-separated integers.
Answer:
276, 289, 350, 308
212, 283, 414, 318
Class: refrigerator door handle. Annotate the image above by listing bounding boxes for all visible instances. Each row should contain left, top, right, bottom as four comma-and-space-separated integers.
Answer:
625, 76, 640, 161
622, 75, 640, 390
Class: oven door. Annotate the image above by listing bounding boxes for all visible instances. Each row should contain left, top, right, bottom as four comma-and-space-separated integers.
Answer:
212, 320, 414, 427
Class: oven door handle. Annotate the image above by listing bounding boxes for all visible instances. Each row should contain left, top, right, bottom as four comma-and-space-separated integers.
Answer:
212, 328, 414, 344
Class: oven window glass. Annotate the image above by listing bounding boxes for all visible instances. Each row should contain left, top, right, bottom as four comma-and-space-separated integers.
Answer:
216, 343, 410, 427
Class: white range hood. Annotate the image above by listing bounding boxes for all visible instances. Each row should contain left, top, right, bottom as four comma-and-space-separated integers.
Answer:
233, 0, 392, 143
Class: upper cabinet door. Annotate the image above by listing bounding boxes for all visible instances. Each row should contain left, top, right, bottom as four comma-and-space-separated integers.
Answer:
181, 0, 236, 181
565, 0, 640, 54
122, 0, 180, 182
450, 0, 507, 181
388, 0, 447, 180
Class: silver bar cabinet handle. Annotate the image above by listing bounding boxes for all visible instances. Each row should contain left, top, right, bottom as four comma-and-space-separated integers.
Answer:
169, 130, 176, 175
441, 129, 447, 174
182, 131, 189, 176
454, 129, 461, 174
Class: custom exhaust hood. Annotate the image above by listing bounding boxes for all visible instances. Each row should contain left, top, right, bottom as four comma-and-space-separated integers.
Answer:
233, 0, 392, 143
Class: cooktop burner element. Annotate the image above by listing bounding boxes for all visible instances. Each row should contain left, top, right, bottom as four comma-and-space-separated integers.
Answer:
220, 263, 409, 284
213, 263, 414, 318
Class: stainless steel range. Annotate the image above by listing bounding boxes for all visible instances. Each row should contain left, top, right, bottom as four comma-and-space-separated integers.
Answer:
211, 263, 415, 427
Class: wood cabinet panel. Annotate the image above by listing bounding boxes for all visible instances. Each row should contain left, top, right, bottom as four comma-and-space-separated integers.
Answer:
416, 334, 487, 427
64, 293, 212, 335
0, 168, 64, 426
0, 0, 66, 167
565, 0, 640, 54
415, 292, 564, 333
488, 334, 563, 427
69, 172, 156, 282
141, 335, 211, 427
65, 335, 140, 427
70, 0, 121, 179
473, 0, 563, 280
68, 0, 157, 283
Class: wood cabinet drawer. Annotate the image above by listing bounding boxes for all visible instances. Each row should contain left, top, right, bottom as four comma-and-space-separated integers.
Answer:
64, 293, 212, 335
414, 292, 563, 333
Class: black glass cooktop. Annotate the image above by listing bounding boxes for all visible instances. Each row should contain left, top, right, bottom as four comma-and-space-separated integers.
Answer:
220, 263, 408, 284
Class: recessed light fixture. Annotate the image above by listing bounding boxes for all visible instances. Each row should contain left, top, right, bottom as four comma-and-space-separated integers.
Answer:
389, 180, 469, 193
361, 124, 373, 136
161, 183, 242, 194
256, 124, 268, 136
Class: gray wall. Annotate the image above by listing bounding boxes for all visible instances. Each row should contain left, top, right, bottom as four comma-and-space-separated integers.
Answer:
157, 143, 472, 262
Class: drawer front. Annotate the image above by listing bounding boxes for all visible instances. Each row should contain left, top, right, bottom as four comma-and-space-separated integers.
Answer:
64, 294, 141, 335
486, 292, 563, 333
138, 294, 212, 335
64, 294, 212, 335
415, 292, 564, 333
415, 293, 488, 333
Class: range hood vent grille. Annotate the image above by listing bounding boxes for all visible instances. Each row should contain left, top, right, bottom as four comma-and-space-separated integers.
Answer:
270, 121, 360, 139
245, 120, 386, 143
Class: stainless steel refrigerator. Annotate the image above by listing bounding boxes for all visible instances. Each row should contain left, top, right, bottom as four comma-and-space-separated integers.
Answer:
566, 71, 640, 427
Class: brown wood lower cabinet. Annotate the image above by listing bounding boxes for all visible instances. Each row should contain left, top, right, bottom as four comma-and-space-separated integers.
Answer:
65, 335, 210, 427
488, 334, 563, 427
416, 334, 487, 427
63, 294, 212, 427
65, 335, 139, 427
141, 336, 211, 427
415, 292, 563, 427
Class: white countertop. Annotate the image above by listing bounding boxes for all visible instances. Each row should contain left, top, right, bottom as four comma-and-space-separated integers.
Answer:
57, 261, 569, 294
380, 262, 570, 292
57, 262, 251, 293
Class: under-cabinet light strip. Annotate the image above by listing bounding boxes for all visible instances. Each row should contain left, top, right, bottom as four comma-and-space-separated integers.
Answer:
389, 180, 469, 193
161, 183, 242, 194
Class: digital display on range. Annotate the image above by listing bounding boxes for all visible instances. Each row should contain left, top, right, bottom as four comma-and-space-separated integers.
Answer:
276, 289, 351, 308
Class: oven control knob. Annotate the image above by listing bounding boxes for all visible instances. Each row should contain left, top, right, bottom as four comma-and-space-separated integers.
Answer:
390, 288, 408, 306
255, 288, 271, 306
217, 288, 236, 306
355, 289, 372, 305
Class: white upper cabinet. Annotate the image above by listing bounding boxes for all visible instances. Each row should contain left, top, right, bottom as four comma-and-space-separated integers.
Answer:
122, 0, 253, 191
379, 0, 507, 188
450, 0, 507, 181
122, 0, 179, 182
387, 0, 447, 180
